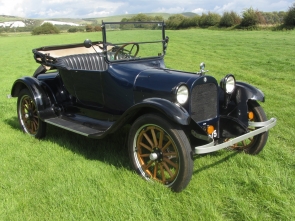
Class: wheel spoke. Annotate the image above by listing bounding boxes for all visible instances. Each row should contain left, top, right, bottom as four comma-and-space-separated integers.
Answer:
32, 120, 38, 131
163, 157, 178, 169
159, 163, 166, 183
162, 162, 174, 178
143, 160, 153, 170
162, 139, 172, 152
33, 120, 38, 131
158, 130, 164, 149
139, 142, 153, 152
139, 153, 150, 158
24, 99, 30, 107
143, 132, 154, 148
29, 121, 34, 132
151, 128, 158, 147
24, 105, 29, 111
163, 152, 177, 157
153, 163, 158, 178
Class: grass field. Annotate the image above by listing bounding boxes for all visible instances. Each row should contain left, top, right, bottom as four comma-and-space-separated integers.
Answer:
0, 29, 294, 220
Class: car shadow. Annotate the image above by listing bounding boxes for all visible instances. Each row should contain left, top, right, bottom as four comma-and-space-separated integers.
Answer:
5, 117, 131, 170
5, 117, 238, 175
193, 151, 239, 175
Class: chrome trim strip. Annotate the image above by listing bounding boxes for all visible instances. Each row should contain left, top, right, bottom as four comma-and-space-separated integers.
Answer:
195, 118, 277, 154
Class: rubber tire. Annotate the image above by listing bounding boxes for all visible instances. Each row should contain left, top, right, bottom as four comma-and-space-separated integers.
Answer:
244, 100, 269, 154
128, 113, 193, 192
17, 88, 46, 139
228, 100, 269, 155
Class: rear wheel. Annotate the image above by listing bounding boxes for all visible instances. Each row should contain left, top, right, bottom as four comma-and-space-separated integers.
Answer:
128, 114, 193, 192
17, 89, 46, 138
227, 100, 268, 155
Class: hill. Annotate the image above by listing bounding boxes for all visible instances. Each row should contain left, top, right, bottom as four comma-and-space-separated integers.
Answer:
0, 15, 24, 22
0, 12, 195, 26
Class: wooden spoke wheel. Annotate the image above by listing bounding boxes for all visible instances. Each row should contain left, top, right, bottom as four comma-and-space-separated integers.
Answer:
17, 89, 46, 138
129, 114, 193, 192
227, 100, 268, 155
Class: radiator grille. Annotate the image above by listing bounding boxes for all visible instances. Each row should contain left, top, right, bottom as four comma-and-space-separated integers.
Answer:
190, 83, 218, 122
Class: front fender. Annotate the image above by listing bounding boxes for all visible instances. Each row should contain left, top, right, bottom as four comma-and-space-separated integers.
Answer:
136, 98, 191, 125
220, 81, 265, 127
104, 98, 191, 136
11, 77, 55, 119
236, 81, 265, 102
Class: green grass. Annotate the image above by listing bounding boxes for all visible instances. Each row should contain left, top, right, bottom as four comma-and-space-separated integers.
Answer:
1, 29, 295, 220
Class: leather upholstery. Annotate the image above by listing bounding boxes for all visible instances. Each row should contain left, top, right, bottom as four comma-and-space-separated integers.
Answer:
59, 53, 107, 71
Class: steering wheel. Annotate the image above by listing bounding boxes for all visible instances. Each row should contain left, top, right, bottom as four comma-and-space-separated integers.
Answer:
114, 43, 139, 60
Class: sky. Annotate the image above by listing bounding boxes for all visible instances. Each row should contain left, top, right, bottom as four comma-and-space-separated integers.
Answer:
0, 0, 293, 19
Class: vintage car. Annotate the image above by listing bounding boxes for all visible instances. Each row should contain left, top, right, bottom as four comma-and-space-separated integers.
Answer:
10, 21, 276, 192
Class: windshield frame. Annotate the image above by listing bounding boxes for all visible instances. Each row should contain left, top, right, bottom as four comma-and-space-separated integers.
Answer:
101, 21, 167, 62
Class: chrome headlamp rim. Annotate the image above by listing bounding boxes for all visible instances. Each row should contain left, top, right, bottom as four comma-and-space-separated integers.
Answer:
220, 74, 236, 94
175, 84, 189, 105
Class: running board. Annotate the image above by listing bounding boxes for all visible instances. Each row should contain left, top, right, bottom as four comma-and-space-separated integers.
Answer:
45, 117, 108, 137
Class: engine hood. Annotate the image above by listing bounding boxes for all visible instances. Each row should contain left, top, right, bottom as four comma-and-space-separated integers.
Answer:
134, 68, 207, 103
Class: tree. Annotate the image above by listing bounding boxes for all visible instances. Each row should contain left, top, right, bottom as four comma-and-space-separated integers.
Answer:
219, 11, 241, 27
241, 7, 260, 27
85, 25, 94, 32
199, 12, 221, 27
166, 14, 186, 29
94, 26, 102, 32
284, 2, 295, 26
31, 23, 60, 35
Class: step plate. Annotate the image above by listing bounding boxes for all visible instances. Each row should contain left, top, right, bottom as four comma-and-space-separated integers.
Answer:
45, 117, 104, 137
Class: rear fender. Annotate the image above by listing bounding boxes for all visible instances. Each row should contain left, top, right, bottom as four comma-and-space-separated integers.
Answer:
11, 77, 56, 119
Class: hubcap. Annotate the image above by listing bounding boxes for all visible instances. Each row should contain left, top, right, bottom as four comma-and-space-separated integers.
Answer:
149, 153, 158, 161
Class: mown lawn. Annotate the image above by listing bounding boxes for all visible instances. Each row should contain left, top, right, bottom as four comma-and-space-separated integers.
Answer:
0, 29, 294, 220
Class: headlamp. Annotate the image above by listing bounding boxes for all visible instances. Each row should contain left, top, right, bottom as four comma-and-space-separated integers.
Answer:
176, 85, 189, 104
220, 74, 236, 94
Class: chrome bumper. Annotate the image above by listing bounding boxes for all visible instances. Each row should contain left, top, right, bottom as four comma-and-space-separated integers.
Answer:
194, 118, 277, 154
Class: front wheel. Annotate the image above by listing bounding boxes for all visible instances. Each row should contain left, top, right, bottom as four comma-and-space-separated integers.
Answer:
128, 114, 193, 192
17, 88, 46, 138
227, 100, 268, 155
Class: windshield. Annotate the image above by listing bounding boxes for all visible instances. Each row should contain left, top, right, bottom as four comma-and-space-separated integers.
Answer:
102, 21, 166, 61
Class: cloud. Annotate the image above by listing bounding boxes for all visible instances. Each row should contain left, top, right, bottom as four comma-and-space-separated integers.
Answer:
192, 8, 206, 14
156, 7, 185, 14
0, 0, 293, 18
0, 0, 27, 17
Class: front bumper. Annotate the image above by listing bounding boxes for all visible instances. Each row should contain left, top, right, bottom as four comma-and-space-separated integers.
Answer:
195, 118, 277, 154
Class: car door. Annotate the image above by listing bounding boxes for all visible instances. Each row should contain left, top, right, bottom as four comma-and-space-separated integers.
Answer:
71, 70, 104, 107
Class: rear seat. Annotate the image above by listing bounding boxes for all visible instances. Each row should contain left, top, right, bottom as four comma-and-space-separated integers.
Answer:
58, 53, 108, 71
